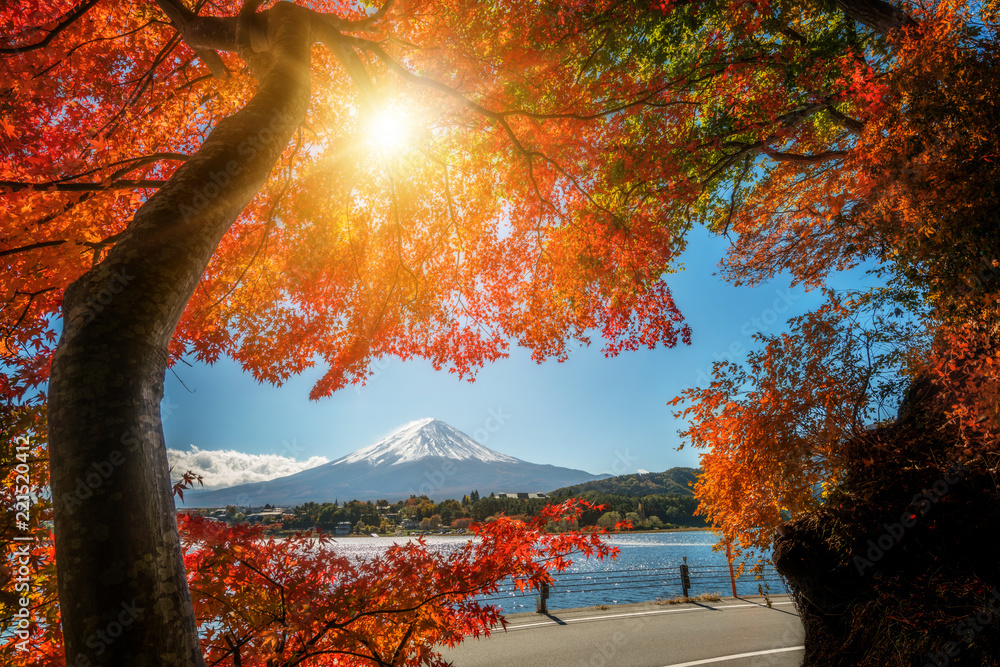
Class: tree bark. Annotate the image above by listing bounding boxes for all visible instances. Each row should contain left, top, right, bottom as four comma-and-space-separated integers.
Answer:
834, 0, 917, 37
47, 5, 312, 664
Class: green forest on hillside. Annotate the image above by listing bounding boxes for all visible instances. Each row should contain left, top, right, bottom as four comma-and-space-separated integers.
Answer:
549, 468, 700, 498
203, 468, 708, 533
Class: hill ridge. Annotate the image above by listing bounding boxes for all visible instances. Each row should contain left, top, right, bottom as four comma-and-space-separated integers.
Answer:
548, 467, 700, 497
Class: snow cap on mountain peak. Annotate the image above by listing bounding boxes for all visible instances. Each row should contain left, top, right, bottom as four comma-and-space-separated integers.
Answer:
333, 418, 519, 466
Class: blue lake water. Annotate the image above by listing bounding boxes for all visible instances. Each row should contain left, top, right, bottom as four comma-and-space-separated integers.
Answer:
328, 530, 787, 615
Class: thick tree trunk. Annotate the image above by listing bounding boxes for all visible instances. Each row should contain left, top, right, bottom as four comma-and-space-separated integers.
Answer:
48, 7, 311, 665
774, 381, 1000, 665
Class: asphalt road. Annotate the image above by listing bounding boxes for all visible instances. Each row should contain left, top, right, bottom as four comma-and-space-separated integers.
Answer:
439, 596, 804, 667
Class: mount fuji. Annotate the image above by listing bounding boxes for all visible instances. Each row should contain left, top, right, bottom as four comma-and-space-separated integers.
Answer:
180, 418, 607, 506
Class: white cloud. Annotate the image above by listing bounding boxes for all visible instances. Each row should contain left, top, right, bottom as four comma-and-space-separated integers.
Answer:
167, 446, 328, 489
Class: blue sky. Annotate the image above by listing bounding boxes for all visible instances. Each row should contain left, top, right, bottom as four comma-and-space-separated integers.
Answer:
163, 226, 873, 479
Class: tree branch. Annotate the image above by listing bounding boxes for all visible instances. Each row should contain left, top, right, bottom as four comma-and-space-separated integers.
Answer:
353, 37, 691, 123
826, 107, 865, 134
0, 179, 165, 192
0, 240, 67, 258
703, 99, 852, 185
759, 147, 849, 164
339, 0, 394, 31
388, 623, 416, 667
833, 0, 918, 37
235, 558, 286, 625
0, 233, 122, 260
153, 0, 230, 77
1, 152, 185, 194
2, 288, 57, 347
43, 152, 189, 185
96, 32, 185, 135
0, 0, 101, 55
29, 19, 162, 79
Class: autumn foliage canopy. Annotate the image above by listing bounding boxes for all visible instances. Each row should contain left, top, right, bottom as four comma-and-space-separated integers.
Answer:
671, 0, 1000, 555
0, 0, 704, 407
3, 0, 1000, 663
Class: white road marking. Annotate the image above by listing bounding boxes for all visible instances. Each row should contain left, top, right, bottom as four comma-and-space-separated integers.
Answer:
658, 645, 805, 666
507, 601, 796, 630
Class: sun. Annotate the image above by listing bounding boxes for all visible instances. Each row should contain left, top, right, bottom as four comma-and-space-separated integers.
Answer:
366, 107, 412, 154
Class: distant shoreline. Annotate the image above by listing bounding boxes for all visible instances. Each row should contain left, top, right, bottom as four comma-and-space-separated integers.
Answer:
270, 526, 712, 538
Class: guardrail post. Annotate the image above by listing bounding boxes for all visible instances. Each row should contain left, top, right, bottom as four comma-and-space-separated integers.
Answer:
726, 540, 738, 598
680, 556, 690, 598
536, 582, 549, 614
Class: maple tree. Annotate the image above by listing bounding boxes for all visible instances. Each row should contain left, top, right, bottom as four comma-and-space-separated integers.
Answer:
4, 0, 996, 663
674, 0, 1000, 547
671, 289, 929, 554
665, 0, 1000, 662
2, 491, 616, 666
3, 0, 696, 662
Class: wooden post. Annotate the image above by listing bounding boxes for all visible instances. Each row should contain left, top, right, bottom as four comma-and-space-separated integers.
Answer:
727, 540, 738, 598
537, 581, 549, 614
680, 556, 690, 598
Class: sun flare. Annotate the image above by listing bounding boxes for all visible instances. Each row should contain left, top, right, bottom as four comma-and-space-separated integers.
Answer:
366, 108, 411, 153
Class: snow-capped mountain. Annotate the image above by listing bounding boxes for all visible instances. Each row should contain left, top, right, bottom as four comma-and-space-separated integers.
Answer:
334, 418, 519, 466
181, 418, 606, 507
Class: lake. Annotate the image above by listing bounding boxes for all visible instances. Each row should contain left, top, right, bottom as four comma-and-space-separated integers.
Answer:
326, 530, 787, 614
